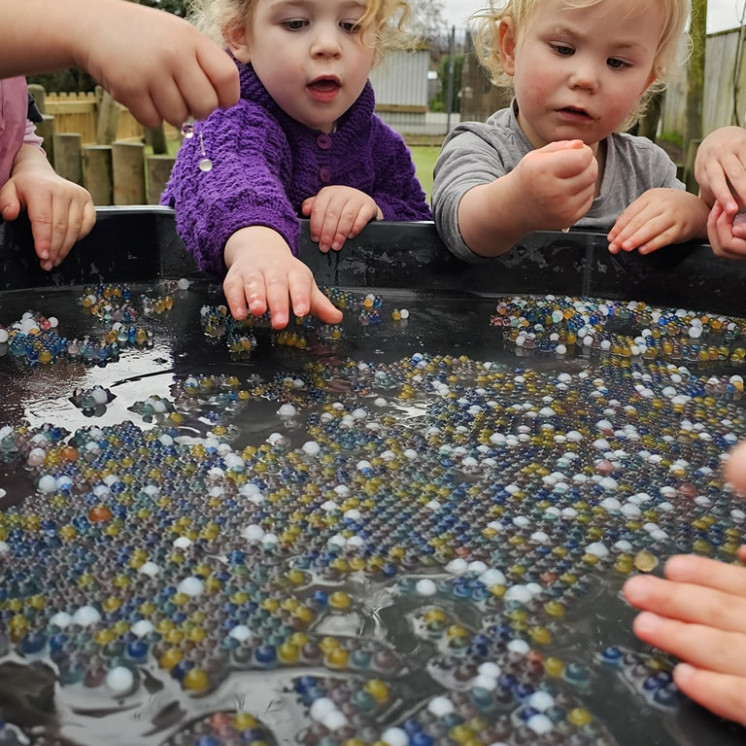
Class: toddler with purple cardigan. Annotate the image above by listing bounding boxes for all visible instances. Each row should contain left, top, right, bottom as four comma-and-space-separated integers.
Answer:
163, 0, 431, 329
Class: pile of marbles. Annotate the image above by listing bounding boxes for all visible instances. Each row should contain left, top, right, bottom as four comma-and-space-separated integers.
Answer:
1, 293, 746, 746
492, 295, 746, 365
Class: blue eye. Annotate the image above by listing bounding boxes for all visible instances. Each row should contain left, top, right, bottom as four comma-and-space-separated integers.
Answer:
283, 19, 307, 31
607, 58, 629, 69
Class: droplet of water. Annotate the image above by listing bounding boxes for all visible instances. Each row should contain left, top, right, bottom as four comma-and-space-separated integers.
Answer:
199, 158, 213, 172
181, 122, 195, 139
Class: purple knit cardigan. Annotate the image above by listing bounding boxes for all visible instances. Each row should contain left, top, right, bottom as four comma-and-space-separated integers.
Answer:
162, 63, 432, 279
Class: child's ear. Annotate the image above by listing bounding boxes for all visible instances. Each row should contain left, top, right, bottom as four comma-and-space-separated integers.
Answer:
498, 18, 518, 76
223, 22, 252, 63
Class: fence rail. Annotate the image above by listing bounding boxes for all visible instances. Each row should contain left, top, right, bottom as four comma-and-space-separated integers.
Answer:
30, 86, 179, 207
44, 91, 180, 145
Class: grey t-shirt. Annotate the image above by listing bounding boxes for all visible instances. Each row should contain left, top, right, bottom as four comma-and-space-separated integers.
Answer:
432, 104, 684, 262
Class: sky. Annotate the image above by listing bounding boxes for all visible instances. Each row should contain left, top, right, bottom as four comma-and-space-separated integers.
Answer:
441, 0, 746, 33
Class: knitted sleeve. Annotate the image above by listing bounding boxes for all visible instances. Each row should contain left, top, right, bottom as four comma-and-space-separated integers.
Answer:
162, 101, 301, 279
369, 122, 432, 221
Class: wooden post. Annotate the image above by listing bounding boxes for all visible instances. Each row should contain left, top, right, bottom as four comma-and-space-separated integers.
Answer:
96, 87, 120, 145
36, 114, 55, 162
52, 132, 83, 185
27, 83, 46, 114
146, 154, 175, 205
146, 125, 168, 155
684, 138, 702, 195
112, 141, 146, 205
82, 145, 113, 206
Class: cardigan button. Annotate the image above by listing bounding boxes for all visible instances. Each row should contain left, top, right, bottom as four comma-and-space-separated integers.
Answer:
319, 167, 331, 183
316, 133, 332, 150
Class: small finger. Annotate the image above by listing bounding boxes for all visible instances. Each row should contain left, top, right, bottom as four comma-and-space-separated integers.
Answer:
223, 274, 250, 320
632, 611, 746, 675
674, 664, 746, 727
310, 285, 343, 324
265, 274, 291, 329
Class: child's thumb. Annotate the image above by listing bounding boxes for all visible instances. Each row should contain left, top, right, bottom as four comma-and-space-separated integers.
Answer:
0, 181, 21, 221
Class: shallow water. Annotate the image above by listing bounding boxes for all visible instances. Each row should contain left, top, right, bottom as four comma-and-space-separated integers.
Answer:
0, 281, 745, 746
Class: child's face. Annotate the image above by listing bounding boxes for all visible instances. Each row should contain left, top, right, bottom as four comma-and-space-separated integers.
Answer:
499, 0, 663, 151
226, 0, 377, 132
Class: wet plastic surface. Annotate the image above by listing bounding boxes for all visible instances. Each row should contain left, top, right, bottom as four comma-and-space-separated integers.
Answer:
0, 210, 745, 746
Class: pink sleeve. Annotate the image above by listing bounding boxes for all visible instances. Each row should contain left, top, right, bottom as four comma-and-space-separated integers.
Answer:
23, 117, 44, 152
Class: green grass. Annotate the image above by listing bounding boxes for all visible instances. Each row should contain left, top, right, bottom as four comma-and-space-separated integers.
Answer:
409, 145, 441, 202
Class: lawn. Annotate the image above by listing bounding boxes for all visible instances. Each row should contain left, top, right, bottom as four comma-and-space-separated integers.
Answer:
409, 145, 441, 202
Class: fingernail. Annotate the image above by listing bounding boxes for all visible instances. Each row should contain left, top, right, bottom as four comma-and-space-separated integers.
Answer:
634, 611, 662, 634
674, 662, 695, 683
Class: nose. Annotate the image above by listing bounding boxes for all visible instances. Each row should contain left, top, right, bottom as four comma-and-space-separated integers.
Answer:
569, 56, 599, 92
311, 23, 342, 58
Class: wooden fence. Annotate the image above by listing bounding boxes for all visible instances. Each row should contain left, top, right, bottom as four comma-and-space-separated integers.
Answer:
659, 27, 746, 139
30, 86, 180, 206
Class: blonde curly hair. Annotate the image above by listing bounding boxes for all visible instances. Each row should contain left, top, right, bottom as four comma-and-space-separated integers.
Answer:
188, 0, 415, 62
471, 0, 691, 129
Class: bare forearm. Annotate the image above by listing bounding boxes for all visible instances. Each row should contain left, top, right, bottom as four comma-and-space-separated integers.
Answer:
0, 0, 99, 75
11, 143, 53, 177
458, 177, 532, 258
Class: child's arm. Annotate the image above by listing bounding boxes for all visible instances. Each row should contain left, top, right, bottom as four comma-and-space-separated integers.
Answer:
301, 187, 382, 253
607, 189, 709, 254
695, 126, 746, 212
0, 143, 95, 270
623, 549, 746, 727
223, 226, 342, 328
436, 140, 597, 259
0, 0, 239, 128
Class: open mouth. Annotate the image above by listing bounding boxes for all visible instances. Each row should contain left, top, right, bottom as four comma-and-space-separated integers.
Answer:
559, 107, 592, 120
307, 78, 341, 95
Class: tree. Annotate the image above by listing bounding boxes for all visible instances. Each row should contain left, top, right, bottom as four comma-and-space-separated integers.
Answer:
684, 0, 706, 190
407, 0, 447, 42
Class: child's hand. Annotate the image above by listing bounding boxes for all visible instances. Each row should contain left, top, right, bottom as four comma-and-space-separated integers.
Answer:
607, 189, 709, 255
624, 439, 746, 727
706, 202, 746, 259
623, 550, 746, 727
512, 139, 597, 230
77, 0, 239, 128
457, 140, 596, 258
222, 225, 343, 329
301, 186, 382, 253
0, 148, 95, 271
695, 126, 746, 213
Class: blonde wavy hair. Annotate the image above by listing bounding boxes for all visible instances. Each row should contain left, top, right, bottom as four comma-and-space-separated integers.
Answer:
471, 0, 691, 129
188, 0, 415, 61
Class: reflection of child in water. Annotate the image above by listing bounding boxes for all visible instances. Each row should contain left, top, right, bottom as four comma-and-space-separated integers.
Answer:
623, 438, 746, 727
